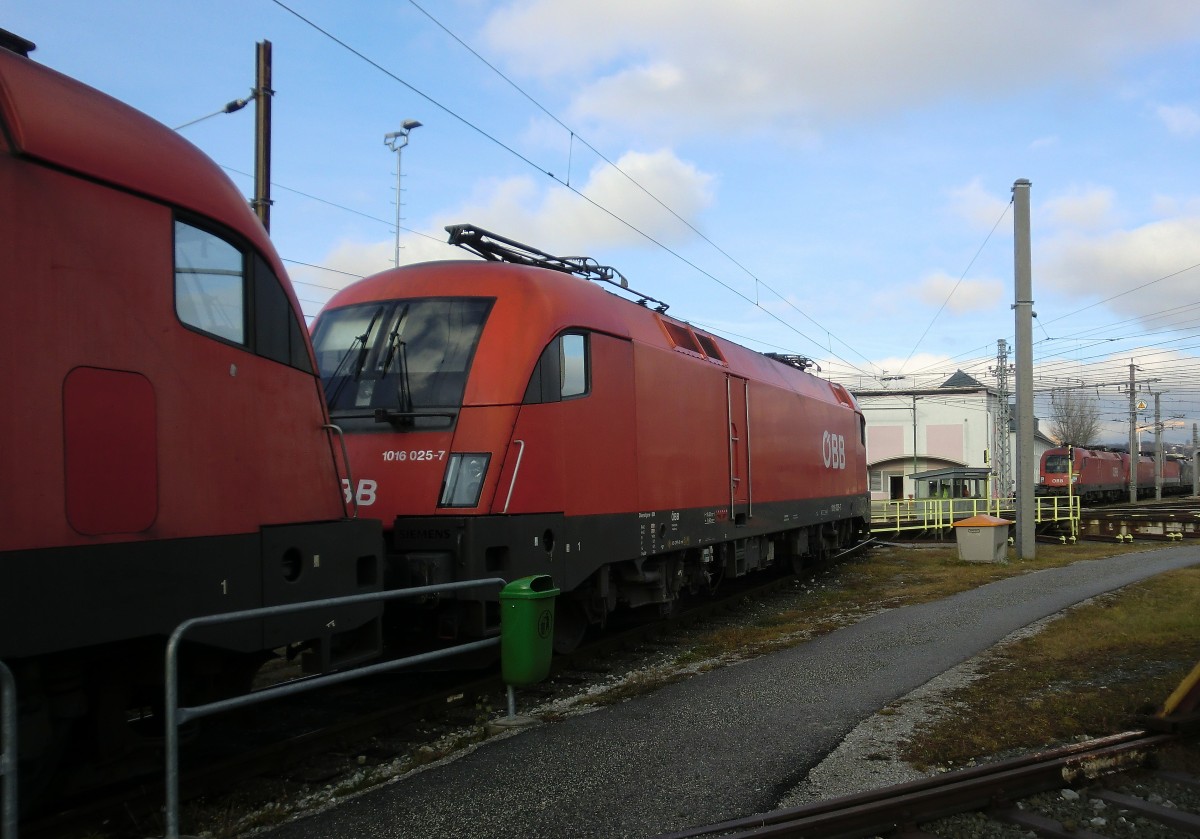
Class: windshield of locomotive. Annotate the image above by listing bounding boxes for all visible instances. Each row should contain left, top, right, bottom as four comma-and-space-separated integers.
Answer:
1044, 454, 1070, 473
312, 298, 493, 426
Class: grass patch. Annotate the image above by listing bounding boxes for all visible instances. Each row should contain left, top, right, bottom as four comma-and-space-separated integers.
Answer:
586, 541, 1149, 707
836, 541, 1145, 608
676, 541, 1146, 665
899, 566, 1200, 770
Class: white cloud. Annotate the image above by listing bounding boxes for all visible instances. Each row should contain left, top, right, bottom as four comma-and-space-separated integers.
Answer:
1042, 186, 1118, 230
850, 353, 960, 384
1155, 103, 1200, 137
1041, 217, 1200, 320
298, 148, 715, 315
946, 178, 1010, 230
431, 148, 715, 253
1151, 193, 1200, 216
914, 272, 1006, 314
482, 1, 1200, 139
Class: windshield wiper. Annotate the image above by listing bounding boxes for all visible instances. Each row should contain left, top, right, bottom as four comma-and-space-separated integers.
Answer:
378, 305, 413, 414
323, 305, 384, 407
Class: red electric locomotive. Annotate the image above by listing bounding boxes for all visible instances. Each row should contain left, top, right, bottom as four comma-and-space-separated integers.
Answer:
311, 225, 870, 650
1038, 446, 1188, 502
1162, 456, 1193, 494
0, 33, 381, 792
1038, 447, 1127, 502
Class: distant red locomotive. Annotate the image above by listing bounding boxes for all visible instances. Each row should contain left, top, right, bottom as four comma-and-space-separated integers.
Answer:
0, 34, 381, 791
311, 225, 870, 650
1037, 446, 1192, 502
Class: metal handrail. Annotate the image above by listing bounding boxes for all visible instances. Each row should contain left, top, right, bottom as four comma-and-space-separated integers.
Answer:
869, 496, 1079, 536
0, 660, 15, 839
321, 422, 358, 518
502, 439, 526, 514
163, 578, 506, 839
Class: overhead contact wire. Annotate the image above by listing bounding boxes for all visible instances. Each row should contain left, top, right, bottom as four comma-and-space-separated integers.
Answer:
269, 0, 876, 375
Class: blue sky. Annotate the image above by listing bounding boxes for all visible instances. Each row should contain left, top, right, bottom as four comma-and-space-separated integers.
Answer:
9, 1, 1200, 442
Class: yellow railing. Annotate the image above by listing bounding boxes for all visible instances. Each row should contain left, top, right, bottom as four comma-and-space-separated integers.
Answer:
870, 495, 1079, 536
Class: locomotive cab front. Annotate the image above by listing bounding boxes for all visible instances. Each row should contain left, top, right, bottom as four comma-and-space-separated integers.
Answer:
311, 288, 519, 641
311, 263, 632, 646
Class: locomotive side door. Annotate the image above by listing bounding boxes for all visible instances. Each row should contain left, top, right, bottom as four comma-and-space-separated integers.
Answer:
727, 374, 751, 525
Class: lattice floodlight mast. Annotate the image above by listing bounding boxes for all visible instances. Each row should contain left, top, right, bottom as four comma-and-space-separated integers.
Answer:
993, 338, 1013, 496
445, 223, 670, 313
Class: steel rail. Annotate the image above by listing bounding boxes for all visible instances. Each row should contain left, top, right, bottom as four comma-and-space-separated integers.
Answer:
655, 730, 1175, 839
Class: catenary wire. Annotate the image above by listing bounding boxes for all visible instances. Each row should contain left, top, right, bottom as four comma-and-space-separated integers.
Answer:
403, 0, 881, 374
266, 0, 879, 377
895, 198, 1012, 373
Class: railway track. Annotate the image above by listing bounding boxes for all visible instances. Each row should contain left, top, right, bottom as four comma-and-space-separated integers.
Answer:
658, 729, 1200, 838
1075, 498, 1200, 544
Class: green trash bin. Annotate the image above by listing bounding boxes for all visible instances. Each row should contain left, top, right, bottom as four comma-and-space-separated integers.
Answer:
500, 575, 559, 686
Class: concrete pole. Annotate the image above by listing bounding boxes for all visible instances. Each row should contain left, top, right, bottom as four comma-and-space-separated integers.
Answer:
1013, 179, 1035, 560
1128, 362, 1138, 504
1194, 423, 1199, 497
911, 395, 919, 497
1154, 392, 1163, 501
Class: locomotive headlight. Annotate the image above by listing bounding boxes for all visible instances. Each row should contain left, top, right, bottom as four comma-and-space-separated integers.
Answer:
438, 453, 490, 508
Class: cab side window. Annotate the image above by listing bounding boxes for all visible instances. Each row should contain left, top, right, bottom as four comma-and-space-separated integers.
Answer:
174, 219, 312, 373
175, 221, 245, 344
524, 331, 589, 404
253, 252, 312, 371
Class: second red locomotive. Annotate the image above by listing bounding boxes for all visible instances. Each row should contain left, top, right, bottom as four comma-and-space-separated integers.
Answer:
1038, 446, 1193, 502
310, 225, 870, 650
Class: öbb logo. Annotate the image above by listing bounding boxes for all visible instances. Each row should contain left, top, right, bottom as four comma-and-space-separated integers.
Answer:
821, 431, 846, 470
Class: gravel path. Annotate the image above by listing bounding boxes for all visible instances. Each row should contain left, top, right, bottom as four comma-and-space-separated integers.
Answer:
261, 545, 1200, 839
781, 614, 1056, 807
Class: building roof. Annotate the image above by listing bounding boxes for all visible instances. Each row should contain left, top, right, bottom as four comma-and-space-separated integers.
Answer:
940, 369, 985, 388
908, 467, 993, 481
850, 371, 993, 398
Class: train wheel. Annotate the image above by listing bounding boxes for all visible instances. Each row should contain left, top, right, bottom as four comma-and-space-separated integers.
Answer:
553, 601, 589, 654
790, 552, 806, 575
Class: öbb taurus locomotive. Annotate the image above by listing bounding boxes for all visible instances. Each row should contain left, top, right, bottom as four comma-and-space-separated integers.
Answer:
0, 34, 382, 791
1038, 446, 1193, 503
310, 225, 871, 650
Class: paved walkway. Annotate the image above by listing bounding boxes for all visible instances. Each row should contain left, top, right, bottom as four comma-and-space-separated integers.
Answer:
265, 546, 1200, 839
